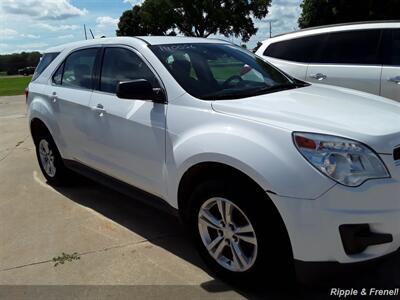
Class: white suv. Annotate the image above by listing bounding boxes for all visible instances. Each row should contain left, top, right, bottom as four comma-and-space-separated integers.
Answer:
256, 21, 400, 101
27, 36, 400, 284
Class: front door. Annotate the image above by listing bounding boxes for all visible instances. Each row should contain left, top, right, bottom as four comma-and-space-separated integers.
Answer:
306, 29, 383, 96
381, 29, 400, 101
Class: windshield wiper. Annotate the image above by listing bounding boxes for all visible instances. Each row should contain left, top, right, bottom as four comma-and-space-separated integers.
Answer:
201, 90, 253, 100
249, 82, 306, 95
201, 82, 307, 100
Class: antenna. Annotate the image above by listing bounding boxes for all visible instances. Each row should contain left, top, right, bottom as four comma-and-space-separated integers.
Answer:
89, 28, 94, 39
84, 24, 87, 40
269, 21, 272, 38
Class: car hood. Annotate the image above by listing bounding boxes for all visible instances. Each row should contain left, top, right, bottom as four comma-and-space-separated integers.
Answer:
211, 84, 400, 154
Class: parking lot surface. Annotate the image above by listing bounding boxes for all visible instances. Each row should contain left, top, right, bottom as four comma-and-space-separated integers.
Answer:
0, 95, 399, 299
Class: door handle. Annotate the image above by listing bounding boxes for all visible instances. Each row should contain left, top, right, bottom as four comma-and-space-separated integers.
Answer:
310, 73, 327, 81
388, 76, 400, 84
92, 103, 106, 117
51, 92, 58, 103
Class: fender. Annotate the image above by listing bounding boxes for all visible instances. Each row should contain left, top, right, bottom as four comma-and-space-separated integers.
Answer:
165, 112, 335, 208
28, 89, 71, 159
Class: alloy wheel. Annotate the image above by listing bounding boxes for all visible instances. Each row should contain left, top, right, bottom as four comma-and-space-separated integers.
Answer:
198, 197, 258, 272
38, 139, 56, 177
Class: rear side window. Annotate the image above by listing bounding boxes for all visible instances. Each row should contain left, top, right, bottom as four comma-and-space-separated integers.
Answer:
32, 52, 59, 81
99, 47, 159, 94
263, 35, 326, 63
58, 48, 98, 89
318, 30, 382, 65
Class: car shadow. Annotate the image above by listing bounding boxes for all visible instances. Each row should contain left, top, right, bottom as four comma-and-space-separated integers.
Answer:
53, 177, 400, 299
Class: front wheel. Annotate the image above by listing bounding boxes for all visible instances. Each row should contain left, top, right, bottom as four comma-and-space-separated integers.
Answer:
188, 179, 294, 288
198, 197, 258, 273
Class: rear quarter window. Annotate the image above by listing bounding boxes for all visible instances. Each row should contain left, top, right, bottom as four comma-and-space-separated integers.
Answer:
32, 52, 60, 81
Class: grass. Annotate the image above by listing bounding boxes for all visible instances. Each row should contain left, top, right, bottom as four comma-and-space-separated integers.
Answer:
209, 62, 262, 82
0, 75, 32, 96
209, 61, 243, 81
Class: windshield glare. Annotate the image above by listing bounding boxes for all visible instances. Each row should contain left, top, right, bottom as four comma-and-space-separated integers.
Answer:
150, 43, 296, 100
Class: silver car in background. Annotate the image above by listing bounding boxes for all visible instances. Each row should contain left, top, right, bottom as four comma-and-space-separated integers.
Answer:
256, 21, 400, 101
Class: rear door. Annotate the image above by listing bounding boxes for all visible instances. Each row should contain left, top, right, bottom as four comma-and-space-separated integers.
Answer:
50, 47, 99, 162
381, 29, 400, 101
306, 29, 383, 95
87, 46, 166, 197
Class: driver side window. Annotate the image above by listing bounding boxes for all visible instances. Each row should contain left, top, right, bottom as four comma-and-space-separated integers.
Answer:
100, 47, 160, 94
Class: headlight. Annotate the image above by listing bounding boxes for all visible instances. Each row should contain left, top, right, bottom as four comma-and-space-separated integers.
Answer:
293, 132, 390, 187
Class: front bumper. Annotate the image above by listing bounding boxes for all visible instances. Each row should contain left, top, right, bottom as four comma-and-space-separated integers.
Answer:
268, 154, 400, 264
294, 247, 400, 284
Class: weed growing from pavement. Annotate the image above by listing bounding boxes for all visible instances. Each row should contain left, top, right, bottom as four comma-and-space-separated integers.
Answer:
52, 252, 80, 267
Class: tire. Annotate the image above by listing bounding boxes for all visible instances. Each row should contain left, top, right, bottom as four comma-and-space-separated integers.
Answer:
34, 131, 71, 186
188, 178, 295, 288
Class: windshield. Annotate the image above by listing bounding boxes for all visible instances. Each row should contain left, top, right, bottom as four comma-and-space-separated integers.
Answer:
150, 43, 304, 100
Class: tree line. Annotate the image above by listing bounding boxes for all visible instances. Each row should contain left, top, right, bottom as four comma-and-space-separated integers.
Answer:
117, 0, 272, 42
0, 52, 41, 75
117, 0, 400, 47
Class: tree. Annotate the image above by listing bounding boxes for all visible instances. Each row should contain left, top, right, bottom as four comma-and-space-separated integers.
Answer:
0, 52, 41, 75
117, 2, 176, 36
117, 0, 272, 42
299, 0, 400, 29
116, 6, 148, 36
139, 0, 176, 35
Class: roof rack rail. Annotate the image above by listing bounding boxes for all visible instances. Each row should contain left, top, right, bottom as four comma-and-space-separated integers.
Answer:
273, 20, 400, 38
132, 36, 151, 45
208, 37, 235, 45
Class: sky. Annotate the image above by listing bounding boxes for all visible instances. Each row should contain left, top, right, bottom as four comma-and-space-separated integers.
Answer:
0, 0, 302, 54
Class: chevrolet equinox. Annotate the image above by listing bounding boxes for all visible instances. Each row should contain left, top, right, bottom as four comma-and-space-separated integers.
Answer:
27, 36, 400, 284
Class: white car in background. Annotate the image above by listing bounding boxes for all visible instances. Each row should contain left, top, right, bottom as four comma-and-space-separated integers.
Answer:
256, 21, 400, 101
27, 36, 400, 285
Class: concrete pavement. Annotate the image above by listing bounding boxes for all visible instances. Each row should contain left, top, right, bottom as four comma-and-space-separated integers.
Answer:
0, 95, 264, 299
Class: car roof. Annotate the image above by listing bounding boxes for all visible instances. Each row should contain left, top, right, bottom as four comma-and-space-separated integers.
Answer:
44, 36, 230, 54
262, 21, 400, 44
137, 36, 230, 45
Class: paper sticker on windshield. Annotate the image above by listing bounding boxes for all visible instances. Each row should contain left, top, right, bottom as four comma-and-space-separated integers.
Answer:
158, 44, 197, 52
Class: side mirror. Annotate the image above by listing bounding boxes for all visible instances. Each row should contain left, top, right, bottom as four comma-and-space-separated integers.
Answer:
116, 79, 166, 103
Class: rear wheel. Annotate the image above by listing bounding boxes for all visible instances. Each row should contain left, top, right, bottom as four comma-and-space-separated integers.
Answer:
188, 178, 294, 288
35, 131, 71, 186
